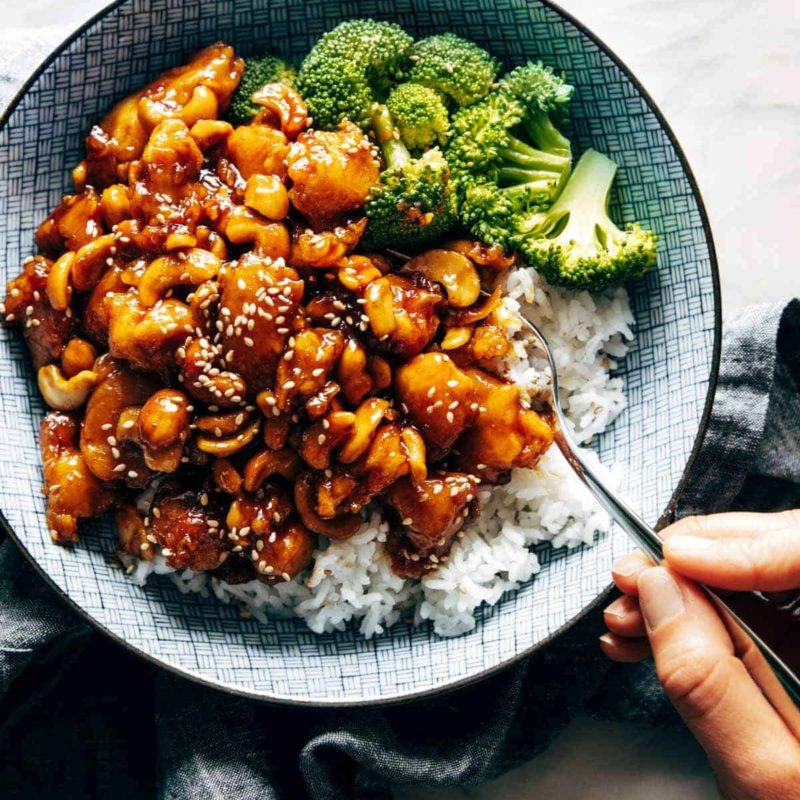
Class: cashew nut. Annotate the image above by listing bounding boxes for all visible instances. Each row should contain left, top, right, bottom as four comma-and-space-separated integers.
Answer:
338, 398, 392, 464
72, 233, 117, 291
251, 82, 308, 138
441, 326, 473, 351
195, 418, 261, 456
364, 277, 397, 339
243, 448, 302, 492
46, 251, 75, 312
404, 249, 481, 308
138, 248, 221, 307
38, 364, 97, 410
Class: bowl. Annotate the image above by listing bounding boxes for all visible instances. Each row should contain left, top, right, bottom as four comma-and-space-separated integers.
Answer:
0, 0, 720, 704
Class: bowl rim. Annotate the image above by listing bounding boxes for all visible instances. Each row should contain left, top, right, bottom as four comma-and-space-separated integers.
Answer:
0, 0, 722, 707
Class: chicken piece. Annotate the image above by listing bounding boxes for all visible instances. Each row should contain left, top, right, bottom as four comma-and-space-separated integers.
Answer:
274, 327, 344, 411
105, 292, 200, 377
226, 491, 315, 582
394, 352, 478, 453
348, 423, 413, 509
177, 336, 248, 409
138, 42, 243, 130
469, 323, 510, 361
286, 122, 379, 229
386, 472, 479, 578
218, 252, 305, 394
148, 479, 230, 571
289, 218, 367, 269
3, 255, 74, 369
81, 265, 128, 346
364, 273, 443, 359
82, 43, 244, 189
35, 189, 103, 257
454, 368, 554, 482
40, 411, 115, 543
304, 287, 362, 337
129, 119, 204, 216
299, 410, 355, 470
80, 355, 159, 485
226, 125, 289, 180
83, 98, 147, 189
115, 504, 155, 560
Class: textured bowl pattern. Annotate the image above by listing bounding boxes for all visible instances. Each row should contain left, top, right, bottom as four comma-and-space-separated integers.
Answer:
0, 0, 718, 703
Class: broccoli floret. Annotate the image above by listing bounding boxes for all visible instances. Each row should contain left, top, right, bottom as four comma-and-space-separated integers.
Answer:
229, 54, 297, 126
405, 33, 500, 107
386, 83, 450, 152
516, 149, 657, 291
446, 63, 574, 247
362, 104, 456, 250
296, 19, 413, 129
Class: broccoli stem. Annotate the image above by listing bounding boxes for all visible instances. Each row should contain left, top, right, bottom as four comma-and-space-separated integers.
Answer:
371, 103, 411, 169
497, 167, 561, 186
523, 111, 572, 159
498, 134, 570, 171
543, 148, 617, 243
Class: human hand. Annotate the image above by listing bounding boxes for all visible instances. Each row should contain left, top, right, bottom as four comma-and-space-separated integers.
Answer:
601, 511, 800, 799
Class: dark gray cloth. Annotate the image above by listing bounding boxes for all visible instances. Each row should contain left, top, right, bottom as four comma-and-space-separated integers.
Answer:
1, 298, 798, 799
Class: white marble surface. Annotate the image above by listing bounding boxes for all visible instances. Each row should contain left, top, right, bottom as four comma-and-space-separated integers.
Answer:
3, 1, 798, 797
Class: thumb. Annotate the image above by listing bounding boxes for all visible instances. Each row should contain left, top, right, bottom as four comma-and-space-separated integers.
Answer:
638, 566, 800, 796
663, 511, 800, 591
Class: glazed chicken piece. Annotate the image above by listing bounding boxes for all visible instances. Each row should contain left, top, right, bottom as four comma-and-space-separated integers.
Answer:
137, 42, 243, 129
35, 189, 103, 257
177, 336, 248, 409
3, 256, 74, 369
273, 327, 344, 411
82, 43, 244, 188
386, 471, 479, 578
115, 504, 155, 560
218, 252, 305, 394
364, 273, 444, 359
454, 369, 554, 483
347, 423, 420, 510
286, 122, 379, 229
226, 489, 315, 582
394, 352, 479, 453
40, 411, 115, 543
105, 292, 200, 377
226, 124, 289, 180
289, 219, 367, 269
128, 118, 204, 219
80, 355, 159, 486
147, 478, 229, 571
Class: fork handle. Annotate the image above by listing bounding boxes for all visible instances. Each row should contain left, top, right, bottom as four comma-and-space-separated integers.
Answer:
553, 433, 800, 708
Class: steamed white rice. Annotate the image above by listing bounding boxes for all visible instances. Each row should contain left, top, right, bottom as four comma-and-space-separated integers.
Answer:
127, 267, 633, 638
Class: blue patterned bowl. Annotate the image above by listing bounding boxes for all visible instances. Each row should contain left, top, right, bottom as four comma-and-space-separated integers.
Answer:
0, 0, 719, 704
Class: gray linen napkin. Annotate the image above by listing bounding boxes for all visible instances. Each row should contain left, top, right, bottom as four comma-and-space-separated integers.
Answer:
2, 27, 799, 800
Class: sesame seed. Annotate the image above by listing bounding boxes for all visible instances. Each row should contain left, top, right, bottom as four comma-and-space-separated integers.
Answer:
127, 470, 138, 479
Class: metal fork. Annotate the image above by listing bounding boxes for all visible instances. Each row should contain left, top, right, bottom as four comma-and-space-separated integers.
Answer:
518, 313, 800, 709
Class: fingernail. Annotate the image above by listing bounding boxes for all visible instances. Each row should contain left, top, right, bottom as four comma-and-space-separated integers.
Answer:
604, 596, 629, 620
613, 551, 648, 577
666, 535, 715, 557
638, 568, 684, 630
598, 633, 616, 647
